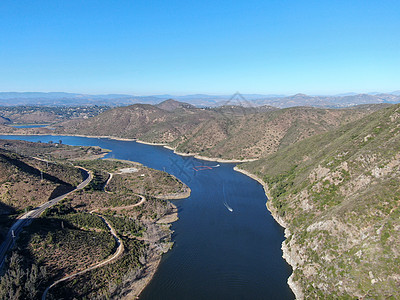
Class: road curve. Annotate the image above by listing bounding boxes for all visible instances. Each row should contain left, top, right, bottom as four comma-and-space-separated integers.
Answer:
103, 172, 113, 193
101, 171, 146, 210
0, 167, 93, 269
92, 195, 146, 214
41, 214, 124, 300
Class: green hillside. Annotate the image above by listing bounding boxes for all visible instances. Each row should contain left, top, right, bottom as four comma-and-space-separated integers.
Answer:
240, 104, 400, 298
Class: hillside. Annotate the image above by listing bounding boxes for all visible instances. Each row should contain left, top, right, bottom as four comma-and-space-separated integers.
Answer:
0, 141, 190, 299
54, 103, 210, 143
0, 148, 84, 213
171, 106, 377, 159
0, 146, 85, 247
0, 116, 11, 125
0, 124, 55, 135
0, 106, 109, 125
239, 104, 400, 298
156, 99, 196, 111
56, 102, 387, 160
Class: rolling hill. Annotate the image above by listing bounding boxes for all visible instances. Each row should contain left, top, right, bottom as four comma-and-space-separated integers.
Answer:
56, 102, 388, 160
155, 99, 196, 111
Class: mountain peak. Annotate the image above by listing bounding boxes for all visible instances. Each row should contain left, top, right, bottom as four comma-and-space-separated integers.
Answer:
292, 93, 310, 98
156, 99, 195, 111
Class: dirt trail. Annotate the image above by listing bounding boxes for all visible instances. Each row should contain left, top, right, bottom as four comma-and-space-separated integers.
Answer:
92, 194, 146, 213
41, 214, 124, 300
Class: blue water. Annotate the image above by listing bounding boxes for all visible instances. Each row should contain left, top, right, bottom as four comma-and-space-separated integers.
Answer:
9, 124, 49, 128
0, 135, 294, 300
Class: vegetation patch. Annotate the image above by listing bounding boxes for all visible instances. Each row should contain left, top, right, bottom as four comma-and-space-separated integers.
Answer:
240, 104, 400, 298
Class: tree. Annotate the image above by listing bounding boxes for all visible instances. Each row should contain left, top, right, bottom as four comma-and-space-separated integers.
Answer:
0, 252, 47, 300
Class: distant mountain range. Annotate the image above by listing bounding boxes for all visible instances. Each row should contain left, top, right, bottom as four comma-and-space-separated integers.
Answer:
0, 91, 400, 108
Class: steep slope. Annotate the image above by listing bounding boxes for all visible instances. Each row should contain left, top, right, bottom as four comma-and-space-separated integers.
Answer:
0, 138, 106, 216
173, 106, 371, 159
0, 149, 84, 212
240, 104, 400, 298
0, 116, 11, 125
0, 147, 84, 245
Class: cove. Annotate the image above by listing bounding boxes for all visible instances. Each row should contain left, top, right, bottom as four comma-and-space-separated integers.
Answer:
0, 135, 294, 300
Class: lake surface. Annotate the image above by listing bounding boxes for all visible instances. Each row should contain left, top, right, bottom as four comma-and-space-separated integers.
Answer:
0, 135, 294, 300
9, 124, 49, 128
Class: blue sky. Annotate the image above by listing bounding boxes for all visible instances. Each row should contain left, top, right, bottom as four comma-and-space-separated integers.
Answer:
0, 0, 399, 95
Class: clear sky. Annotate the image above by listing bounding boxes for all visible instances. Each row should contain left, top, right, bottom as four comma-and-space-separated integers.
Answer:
0, 0, 399, 95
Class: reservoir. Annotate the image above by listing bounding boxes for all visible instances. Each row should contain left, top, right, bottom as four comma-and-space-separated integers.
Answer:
0, 135, 294, 300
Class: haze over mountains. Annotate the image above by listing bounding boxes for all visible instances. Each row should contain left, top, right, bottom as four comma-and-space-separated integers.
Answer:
1, 91, 400, 108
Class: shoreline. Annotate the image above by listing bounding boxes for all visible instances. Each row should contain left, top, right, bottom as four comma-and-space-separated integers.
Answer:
233, 166, 303, 300
122, 203, 179, 299
158, 187, 191, 200
156, 203, 179, 224
0, 132, 259, 163
168, 146, 257, 163
0, 131, 137, 142
192, 154, 257, 163
135, 140, 168, 146
134, 139, 257, 163
57, 133, 137, 142
0, 131, 299, 298
158, 173, 191, 200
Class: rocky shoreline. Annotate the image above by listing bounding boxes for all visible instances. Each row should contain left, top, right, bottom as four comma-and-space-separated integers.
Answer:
137, 140, 258, 163
122, 203, 179, 299
159, 187, 191, 200
233, 166, 303, 300
125, 181, 191, 298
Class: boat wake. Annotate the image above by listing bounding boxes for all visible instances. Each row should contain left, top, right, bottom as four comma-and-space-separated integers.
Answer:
223, 201, 234, 212
222, 184, 234, 212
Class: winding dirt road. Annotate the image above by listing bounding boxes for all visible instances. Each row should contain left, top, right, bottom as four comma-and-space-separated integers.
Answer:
41, 214, 124, 300
102, 171, 147, 210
